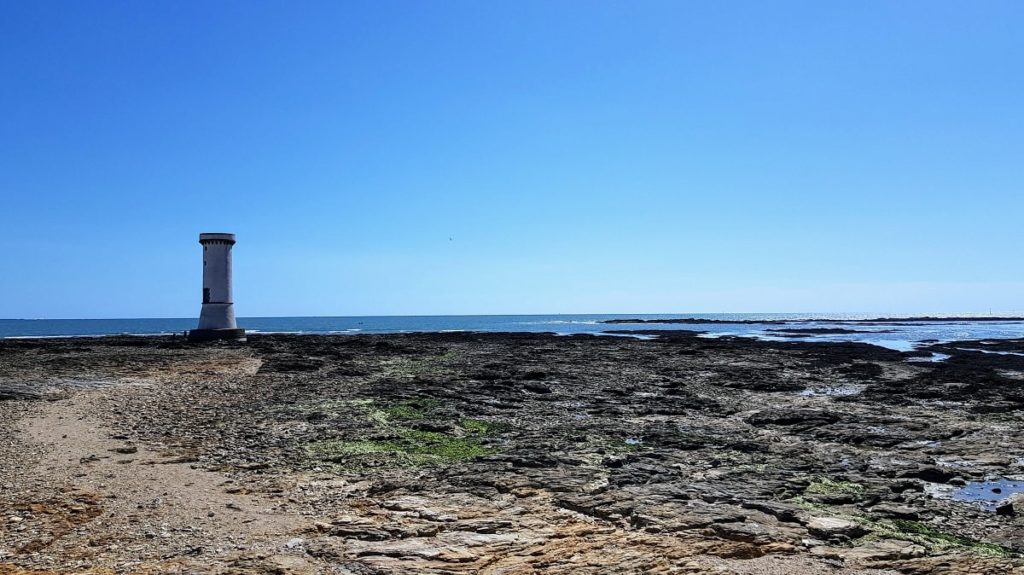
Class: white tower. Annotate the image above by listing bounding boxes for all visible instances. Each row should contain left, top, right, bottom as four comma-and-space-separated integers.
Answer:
189, 233, 245, 341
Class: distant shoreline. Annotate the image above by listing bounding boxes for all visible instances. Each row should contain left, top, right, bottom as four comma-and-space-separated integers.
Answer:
601, 316, 1024, 325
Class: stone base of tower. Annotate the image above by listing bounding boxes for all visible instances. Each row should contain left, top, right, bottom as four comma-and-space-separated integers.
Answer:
187, 328, 247, 342
197, 303, 237, 331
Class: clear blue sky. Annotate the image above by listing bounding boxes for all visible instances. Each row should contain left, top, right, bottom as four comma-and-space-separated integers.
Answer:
2, 1, 1022, 318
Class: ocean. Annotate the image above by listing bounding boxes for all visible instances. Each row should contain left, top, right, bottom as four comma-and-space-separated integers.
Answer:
2, 314, 1024, 351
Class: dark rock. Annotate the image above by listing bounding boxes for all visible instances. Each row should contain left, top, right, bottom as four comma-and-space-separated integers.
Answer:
890, 480, 925, 493
740, 501, 805, 523
869, 504, 921, 520
745, 409, 839, 429
329, 527, 391, 541
258, 356, 325, 373
898, 466, 957, 484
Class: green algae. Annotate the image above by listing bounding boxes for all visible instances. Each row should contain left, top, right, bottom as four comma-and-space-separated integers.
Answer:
863, 519, 1018, 558
305, 429, 492, 467
459, 418, 511, 435
397, 428, 494, 459
805, 477, 865, 496
788, 496, 1020, 559
788, 496, 833, 513
383, 398, 441, 420
303, 397, 507, 468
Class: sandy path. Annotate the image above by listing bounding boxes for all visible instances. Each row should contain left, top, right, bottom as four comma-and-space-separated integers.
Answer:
3, 383, 318, 574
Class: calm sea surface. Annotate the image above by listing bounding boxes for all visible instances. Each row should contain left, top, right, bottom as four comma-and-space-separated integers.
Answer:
3, 314, 1024, 351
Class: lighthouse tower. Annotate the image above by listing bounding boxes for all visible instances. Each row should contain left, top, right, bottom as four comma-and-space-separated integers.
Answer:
188, 233, 246, 341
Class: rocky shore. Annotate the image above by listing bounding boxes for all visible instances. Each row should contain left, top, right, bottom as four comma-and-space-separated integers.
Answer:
1, 332, 1023, 574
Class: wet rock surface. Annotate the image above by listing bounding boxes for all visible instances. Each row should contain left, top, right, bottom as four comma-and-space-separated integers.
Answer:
0, 332, 1022, 574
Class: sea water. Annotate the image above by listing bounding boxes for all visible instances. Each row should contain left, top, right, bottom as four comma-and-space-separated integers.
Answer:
2, 314, 1024, 351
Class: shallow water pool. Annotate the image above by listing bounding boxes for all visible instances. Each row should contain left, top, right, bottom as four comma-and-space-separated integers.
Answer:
952, 479, 1024, 511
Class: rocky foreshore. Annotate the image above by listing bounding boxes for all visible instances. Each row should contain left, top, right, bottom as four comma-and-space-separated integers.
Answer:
1, 332, 1023, 574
